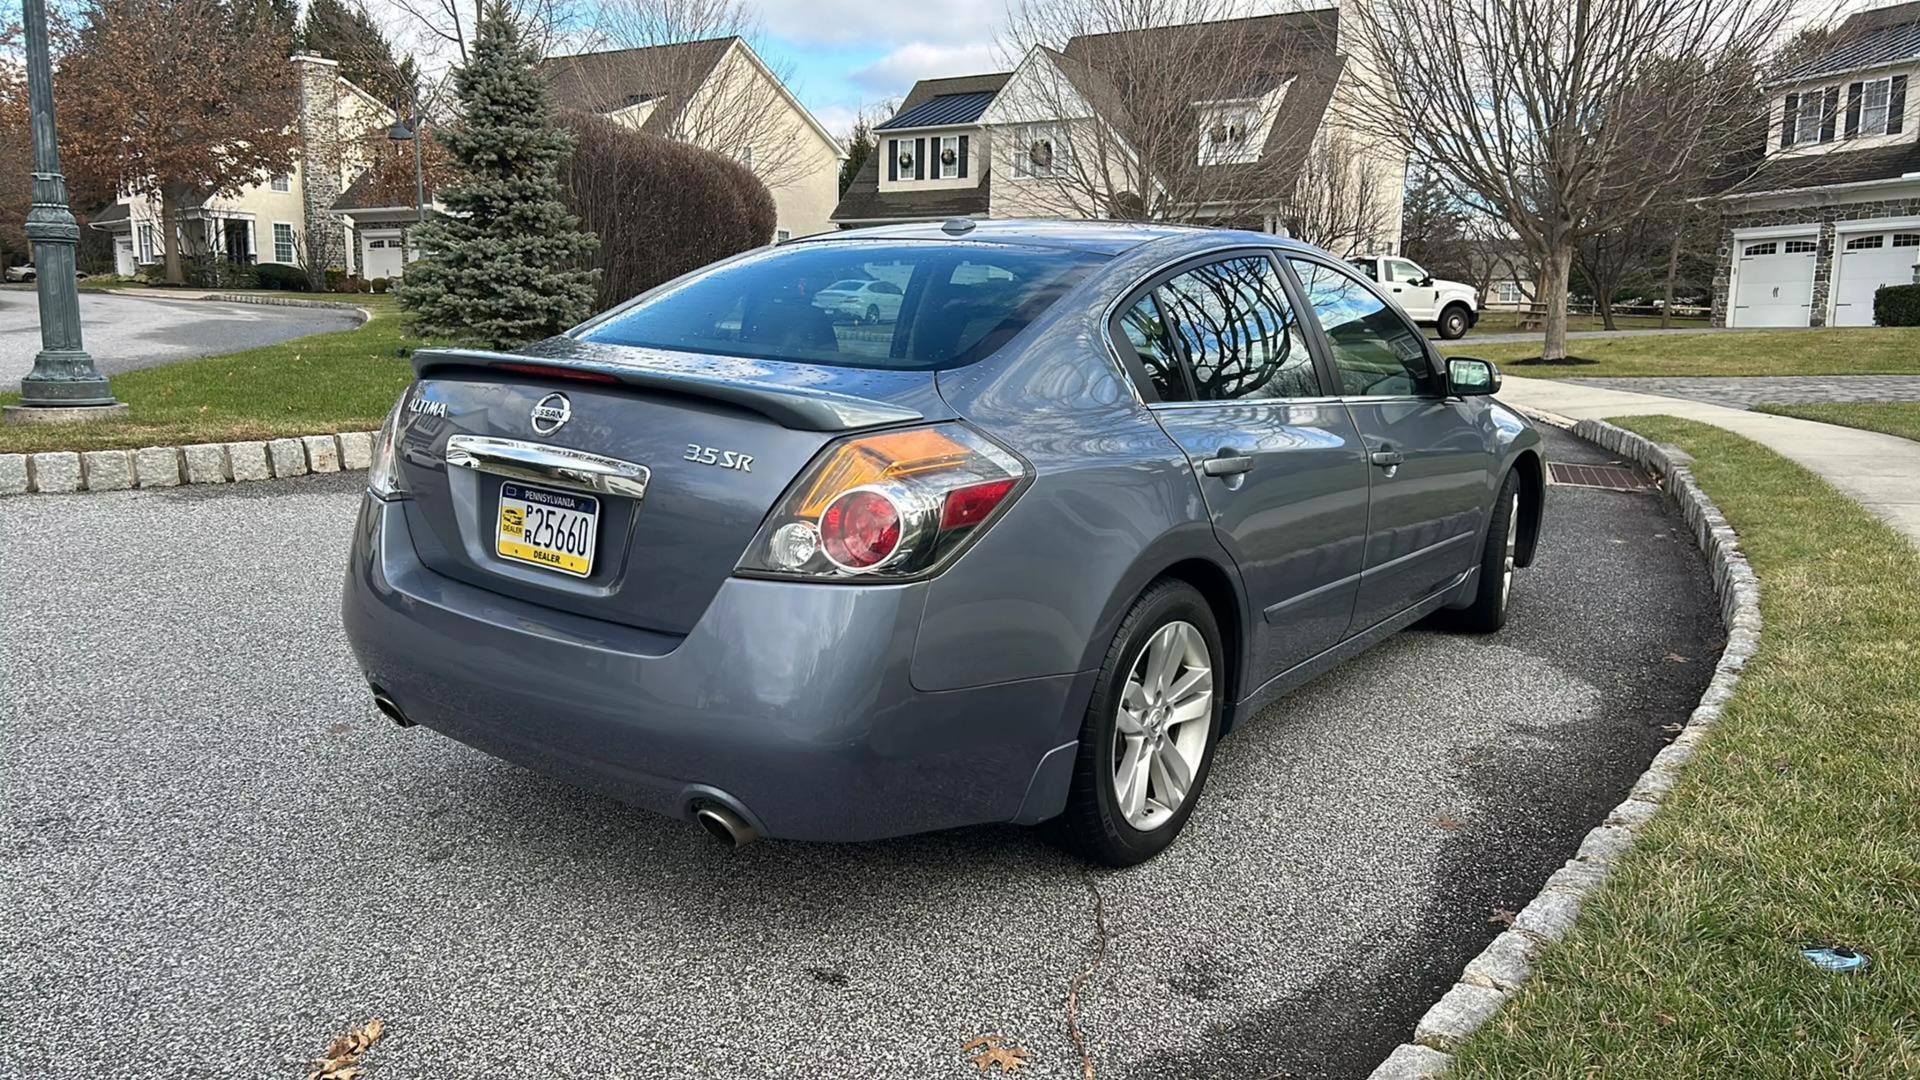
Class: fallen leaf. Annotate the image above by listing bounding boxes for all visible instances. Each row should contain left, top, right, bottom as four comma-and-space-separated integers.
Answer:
309, 1019, 386, 1080
1489, 907, 1519, 927
1664, 653, 1690, 663
963, 1035, 1032, 1073
1434, 815, 1464, 832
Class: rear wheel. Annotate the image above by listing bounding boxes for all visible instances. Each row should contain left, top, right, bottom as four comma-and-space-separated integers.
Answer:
1454, 472, 1521, 633
865, 303, 881, 324
1048, 579, 1222, 866
1438, 304, 1472, 340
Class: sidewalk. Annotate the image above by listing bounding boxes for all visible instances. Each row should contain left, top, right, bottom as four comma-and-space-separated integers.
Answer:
1498, 377, 1920, 549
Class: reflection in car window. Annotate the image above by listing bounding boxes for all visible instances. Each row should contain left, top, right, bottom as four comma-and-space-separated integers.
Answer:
1116, 294, 1191, 402
582, 243, 1105, 371
1157, 257, 1320, 401
1289, 259, 1439, 398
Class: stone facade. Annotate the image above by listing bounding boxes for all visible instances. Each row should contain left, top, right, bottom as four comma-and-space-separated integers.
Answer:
1711, 194, 1920, 327
294, 55, 349, 272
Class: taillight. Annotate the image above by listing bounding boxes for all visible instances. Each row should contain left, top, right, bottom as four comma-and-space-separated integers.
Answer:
368, 392, 409, 500
738, 423, 1029, 581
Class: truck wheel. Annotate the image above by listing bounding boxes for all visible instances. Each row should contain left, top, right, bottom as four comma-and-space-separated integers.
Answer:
1438, 304, 1471, 340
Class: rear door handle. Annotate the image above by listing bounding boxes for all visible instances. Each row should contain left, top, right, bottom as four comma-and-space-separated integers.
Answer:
1202, 452, 1255, 477
1370, 450, 1404, 468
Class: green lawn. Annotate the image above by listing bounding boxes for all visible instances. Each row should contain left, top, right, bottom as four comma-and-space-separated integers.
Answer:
1755, 403, 1920, 445
1450, 419, 1920, 1078
1462, 311, 1710, 336
1, 295, 418, 454
1446, 327, 1920, 378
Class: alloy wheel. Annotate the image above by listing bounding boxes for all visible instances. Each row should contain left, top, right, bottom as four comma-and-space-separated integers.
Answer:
1111, 620, 1213, 831
1501, 492, 1519, 606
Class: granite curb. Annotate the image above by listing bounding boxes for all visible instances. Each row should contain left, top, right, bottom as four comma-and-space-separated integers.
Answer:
0, 430, 377, 495
1367, 412, 1763, 1078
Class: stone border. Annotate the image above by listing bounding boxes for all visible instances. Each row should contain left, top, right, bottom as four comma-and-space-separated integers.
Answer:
1369, 415, 1763, 1079
0, 430, 377, 495
198, 292, 373, 315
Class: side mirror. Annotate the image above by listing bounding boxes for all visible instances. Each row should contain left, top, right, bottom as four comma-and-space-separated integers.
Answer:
1417, 276, 1434, 288
1448, 357, 1500, 396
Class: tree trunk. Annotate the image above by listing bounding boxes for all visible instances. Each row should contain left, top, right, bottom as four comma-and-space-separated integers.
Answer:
160, 189, 184, 285
1661, 228, 1684, 330
1598, 279, 1619, 331
1540, 244, 1573, 362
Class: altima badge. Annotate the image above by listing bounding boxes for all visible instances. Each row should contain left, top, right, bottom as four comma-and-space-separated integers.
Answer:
530, 392, 571, 436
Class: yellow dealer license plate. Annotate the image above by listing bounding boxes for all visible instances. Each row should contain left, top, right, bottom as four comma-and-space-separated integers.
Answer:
496, 481, 599, 578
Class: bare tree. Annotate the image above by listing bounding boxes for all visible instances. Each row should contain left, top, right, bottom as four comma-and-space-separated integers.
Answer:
559, 0, 816, 191
1278, 128, 1392, 256
1342, 0, 1804, 362
994, 0, 1346, 229
383, 0, 581, 64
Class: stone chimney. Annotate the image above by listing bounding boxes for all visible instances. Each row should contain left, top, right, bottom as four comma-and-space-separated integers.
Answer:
291, 53, 347, 272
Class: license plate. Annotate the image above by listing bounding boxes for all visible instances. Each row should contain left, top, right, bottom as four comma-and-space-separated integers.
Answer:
496, 482, 599, 577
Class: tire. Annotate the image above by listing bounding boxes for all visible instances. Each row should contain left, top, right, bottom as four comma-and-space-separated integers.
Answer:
865, 304, 881, 324
1047, 578, 1223, 866
1454, 471, 1521, 633
1437, 304, 1471, 340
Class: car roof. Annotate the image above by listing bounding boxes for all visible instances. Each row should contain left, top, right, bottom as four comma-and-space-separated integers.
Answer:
795, 218, 1278, 257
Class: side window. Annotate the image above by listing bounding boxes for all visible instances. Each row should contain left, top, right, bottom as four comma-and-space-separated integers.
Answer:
1115, 293, 1192, 403
1387, 259, 1424, 283
1288, 258, 1440, 398
1157, 256, 1320, 401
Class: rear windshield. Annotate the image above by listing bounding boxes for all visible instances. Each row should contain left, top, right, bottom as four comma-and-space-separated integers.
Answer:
579, 241, 1107, 371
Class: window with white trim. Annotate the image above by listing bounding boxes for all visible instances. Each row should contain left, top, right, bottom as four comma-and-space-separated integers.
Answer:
1846, 234, 1884, 250
273, 222, 296, 263
938, 135, 960, 179
1494, 281, 1524, 304
1796, 91, 1826, 145
1198, 102, 1262, 165
1743, 241, 1778, 256
1784, 239, 1817, 253
1013, 124, 1067, 178
270, 174, 291, 192
1861, 78, 1893, 136
775, 229, 791, 243
138, 223, 155, 263
1894, 233, 1920, 248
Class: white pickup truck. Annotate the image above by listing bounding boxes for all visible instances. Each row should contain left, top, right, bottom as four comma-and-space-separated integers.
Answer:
1347, 256, 1480, 339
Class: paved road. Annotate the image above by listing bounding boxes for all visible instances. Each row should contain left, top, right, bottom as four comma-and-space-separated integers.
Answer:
0, 289, 362, 389
1556, 374, 1920, 409
0, 427, 1721, 1080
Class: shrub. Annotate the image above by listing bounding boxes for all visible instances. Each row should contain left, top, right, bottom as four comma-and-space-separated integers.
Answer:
1874, 283, 1920, 327
370, 276, 391, 294
255, 263, 312, 292
324, 267, 349, 292
559, 111, 778, 313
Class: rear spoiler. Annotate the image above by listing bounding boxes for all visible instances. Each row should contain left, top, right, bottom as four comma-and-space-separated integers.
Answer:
410, 346, 925, 433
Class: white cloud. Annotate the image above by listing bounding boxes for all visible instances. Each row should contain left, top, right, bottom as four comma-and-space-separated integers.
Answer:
752, 0, 1003, 47
811, 103, 863, 143
850, 41, 1004, 98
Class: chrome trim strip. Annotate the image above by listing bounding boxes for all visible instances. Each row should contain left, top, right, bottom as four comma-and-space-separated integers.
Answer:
1262, 570, 1364, 622
444, 435, 652, 499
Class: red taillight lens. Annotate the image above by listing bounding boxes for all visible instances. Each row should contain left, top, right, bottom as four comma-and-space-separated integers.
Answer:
494, 362, 621, 384
820, 489, 904, 569
739, 422, 1029, 581
940, 478, 1018, 531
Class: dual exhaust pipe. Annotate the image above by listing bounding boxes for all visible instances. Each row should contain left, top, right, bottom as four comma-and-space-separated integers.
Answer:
368, 687, 759, 849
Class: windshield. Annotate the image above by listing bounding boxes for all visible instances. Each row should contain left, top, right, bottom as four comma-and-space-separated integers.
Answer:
580, 241, 1108, 371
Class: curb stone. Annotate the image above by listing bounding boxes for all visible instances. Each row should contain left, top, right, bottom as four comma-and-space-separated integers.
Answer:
1, 430, 379, 495
1367, 413, 1762, 1077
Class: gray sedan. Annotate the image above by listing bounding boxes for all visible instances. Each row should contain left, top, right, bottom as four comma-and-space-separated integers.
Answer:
342, 220, 1543, 865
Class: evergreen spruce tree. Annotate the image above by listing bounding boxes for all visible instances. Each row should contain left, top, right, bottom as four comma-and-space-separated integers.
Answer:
397, 3, 597, 348
839, 118, 873, 196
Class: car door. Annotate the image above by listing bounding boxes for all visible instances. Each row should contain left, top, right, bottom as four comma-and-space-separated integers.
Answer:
1285, 256, 1493, 632
1111, 251, 1372, 679
1384, 258, 1439, 320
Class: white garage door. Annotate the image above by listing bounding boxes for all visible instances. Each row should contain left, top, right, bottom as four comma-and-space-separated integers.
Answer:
1831, 230, 1920, 327
1731, 236, 1816, 328
361, 233, 405, 281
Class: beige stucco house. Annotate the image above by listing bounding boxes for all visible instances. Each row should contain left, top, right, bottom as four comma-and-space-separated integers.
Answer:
541, 37, 843, 242
91, 54, 394, 280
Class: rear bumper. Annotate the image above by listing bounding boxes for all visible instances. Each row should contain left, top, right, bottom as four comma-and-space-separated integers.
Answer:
341, 495, 1092, 842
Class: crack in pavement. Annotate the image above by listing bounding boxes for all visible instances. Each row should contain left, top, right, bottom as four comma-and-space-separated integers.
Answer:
1066, 869, 1109, 1080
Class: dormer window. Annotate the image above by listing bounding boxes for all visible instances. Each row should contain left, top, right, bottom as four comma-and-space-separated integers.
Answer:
1013, 124, 1067, 179
1197, 103, 1262, 165
1860, 78, 1893, 134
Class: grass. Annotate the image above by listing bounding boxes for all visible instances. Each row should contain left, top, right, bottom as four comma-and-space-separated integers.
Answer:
1, 295, 419, 453
1444, 327, 1920, 378
1463, 311, 1710, 335
1755, 403, 1920, 446
1450, 418, 1920, 1078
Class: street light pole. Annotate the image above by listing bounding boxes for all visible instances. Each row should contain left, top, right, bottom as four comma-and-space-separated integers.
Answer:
6, 0, 125, 424
411, 84, 427, 227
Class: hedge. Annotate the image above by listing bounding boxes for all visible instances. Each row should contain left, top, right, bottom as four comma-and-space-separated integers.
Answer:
1874, 283, 1920, 327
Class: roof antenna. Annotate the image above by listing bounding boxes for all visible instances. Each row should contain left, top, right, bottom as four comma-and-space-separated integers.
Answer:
941, 218, 977, 235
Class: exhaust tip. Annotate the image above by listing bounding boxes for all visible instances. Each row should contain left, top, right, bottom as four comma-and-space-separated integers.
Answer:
694, 803, 758, 848
370, 688, 414, 728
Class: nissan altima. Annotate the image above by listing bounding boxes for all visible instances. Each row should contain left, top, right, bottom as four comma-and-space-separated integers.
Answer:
342, 220, 1544, 866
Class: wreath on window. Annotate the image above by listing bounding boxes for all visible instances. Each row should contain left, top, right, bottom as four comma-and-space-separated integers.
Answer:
1028, 140, 1054, 169
898, 149, 915, 168
940, 146, 958, 165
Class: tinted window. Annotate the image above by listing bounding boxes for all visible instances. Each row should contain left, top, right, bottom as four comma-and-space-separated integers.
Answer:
1156, 257, 1320, 400
1289, 258, 1439, 397
582, 242, 1106, 371
1386, 258, 1424, 283
1349, 258, 1379, 281
1115, 293, 1191, 402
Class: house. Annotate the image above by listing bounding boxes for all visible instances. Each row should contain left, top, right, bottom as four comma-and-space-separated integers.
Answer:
1708, 0, 1920, 327
831, 1, 1405, 255
91, 54, 393, 280
540, 37, 843, 241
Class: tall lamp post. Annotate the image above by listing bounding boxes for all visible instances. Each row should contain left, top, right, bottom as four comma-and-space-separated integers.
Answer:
5, 0, 126, 424
386, 82, 428, 261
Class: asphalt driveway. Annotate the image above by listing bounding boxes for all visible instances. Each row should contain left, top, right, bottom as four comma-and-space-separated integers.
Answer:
0, 426, 1722, 1079
0, 289, 362, 389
